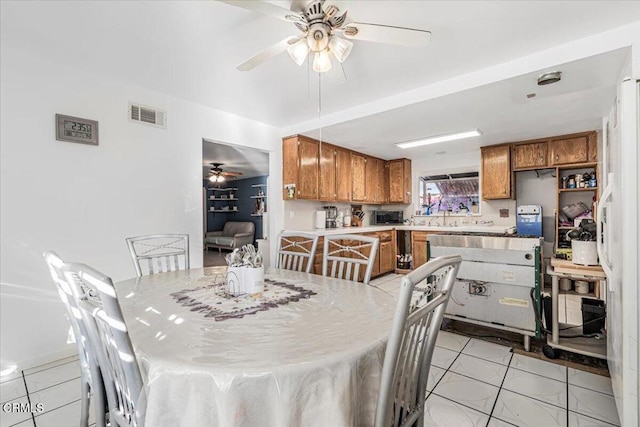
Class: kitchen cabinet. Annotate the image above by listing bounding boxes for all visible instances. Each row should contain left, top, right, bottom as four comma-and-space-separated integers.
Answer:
411, 231, 429, 269
549, 135, 594, 165
388, 158, 412, 204
361, 230, 395, 279
512, 141, 548, 170
351, 153, 367, 202
378, 160, 389, 204
282, 136, 412, 205
334, 147, 351, 202
313, 230, 395, 279
319, 142, 336, 201
481, 145, 512, 200
364, 156, 387, 204
282, 135, 319, 200
365, 156, 377, 203
312, 236, 324, 276
378, 231, 395, 274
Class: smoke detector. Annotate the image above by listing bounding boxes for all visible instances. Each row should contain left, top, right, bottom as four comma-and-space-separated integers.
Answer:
537, 71, 562, 86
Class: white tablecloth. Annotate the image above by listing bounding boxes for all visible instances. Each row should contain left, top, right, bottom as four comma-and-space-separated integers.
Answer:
115, 267, 396, 427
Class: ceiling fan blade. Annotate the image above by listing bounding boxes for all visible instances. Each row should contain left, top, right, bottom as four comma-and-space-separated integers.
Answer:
342, 23, 431, 47
218, 0, 298, 22
237, 36, 300, 71
222, 171, 243, 177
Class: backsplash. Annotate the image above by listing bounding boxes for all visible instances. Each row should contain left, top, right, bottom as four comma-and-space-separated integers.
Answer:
405, 199, 516, 227
283, 199, 516, 230
283, 200, 407, 230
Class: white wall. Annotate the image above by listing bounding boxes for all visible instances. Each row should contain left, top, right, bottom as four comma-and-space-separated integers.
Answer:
0, 46, 284, 371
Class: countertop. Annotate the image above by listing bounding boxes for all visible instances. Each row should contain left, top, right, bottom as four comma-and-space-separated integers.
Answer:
290, 224, 513, 236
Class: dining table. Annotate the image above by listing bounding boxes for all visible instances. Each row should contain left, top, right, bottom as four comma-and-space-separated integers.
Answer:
115, 266, 397, 427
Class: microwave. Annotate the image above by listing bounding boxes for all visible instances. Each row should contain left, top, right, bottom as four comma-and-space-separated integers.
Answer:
373, 210, 404, 225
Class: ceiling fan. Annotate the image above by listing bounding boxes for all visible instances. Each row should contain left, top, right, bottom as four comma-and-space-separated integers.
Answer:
208, 163, 243, 183
222, 0, 431, 73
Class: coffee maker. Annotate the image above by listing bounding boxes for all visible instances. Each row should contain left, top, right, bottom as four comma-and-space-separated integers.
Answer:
324, 206, 338, 228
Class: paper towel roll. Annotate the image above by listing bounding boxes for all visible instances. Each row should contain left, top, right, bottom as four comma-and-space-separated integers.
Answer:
315, 210, 326, 229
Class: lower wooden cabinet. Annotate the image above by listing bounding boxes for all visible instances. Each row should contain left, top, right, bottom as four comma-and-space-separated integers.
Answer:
411, 231, 429, 270
311, 230, 396, 280
379, 241, 395, 274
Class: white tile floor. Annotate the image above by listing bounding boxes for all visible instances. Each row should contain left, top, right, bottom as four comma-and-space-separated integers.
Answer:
0, 273, 620, 427
369, 273, 621, 427
0, 355, 95, 427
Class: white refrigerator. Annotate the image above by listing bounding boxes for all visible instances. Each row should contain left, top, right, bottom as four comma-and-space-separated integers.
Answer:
599, 76, 639, 427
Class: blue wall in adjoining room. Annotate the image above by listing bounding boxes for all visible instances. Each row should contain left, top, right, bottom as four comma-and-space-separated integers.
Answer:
205, 176, 267, 245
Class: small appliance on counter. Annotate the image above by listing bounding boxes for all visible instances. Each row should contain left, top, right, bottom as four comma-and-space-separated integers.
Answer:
516, 205, 542, 236
373, 210, 403, 225
324, 206, 338, 228
315, 210, 326, 229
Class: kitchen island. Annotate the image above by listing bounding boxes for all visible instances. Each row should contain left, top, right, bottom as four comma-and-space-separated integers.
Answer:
282, 224, 515, 278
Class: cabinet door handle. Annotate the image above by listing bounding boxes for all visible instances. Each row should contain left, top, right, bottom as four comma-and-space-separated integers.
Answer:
555, 154, 559, 160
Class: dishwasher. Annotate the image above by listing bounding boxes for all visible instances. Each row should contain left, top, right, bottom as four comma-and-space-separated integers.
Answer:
428, 233, 543, 351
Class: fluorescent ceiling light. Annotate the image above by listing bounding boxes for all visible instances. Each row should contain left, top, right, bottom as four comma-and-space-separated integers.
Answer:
396, 129, 482, 149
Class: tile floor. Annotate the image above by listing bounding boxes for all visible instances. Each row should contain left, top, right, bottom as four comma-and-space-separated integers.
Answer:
0, 355, 95, 427
369, 274, 620, 427
1, 273, 619, 427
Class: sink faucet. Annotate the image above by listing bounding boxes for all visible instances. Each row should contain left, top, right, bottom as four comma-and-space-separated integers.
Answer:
428, 217, 440, 227
442, 210, 450, 226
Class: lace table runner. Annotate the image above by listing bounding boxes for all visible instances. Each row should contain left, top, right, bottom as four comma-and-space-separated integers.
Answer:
170, 278, 317, 321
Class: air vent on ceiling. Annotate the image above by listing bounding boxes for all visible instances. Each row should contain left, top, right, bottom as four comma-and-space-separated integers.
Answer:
128, 103, 166, 128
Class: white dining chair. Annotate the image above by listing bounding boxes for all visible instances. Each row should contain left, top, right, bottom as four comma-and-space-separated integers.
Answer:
61, 261, 146, 427
126, 234, 189, 277
322, 234, 379, 284
43, 251, 107, 427
374, 255, 462, 427
276, 231, 319, 273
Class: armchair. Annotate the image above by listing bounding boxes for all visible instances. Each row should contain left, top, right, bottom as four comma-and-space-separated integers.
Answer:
205, 221, 255, 252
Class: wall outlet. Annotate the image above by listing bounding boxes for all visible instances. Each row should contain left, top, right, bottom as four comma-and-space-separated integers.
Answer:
499, 209, 509, 218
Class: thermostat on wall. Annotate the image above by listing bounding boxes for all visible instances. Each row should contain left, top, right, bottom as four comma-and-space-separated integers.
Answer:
56, 114, 99, 146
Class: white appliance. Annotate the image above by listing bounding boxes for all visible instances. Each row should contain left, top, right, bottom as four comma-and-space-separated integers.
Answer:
315, 210, 326, 229
598, 76, 639, 427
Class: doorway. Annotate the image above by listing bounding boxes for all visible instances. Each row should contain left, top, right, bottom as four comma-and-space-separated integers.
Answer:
202, 139, 270, 267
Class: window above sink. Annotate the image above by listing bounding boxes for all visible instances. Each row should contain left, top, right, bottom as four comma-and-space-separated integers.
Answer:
419, 172, 480, 216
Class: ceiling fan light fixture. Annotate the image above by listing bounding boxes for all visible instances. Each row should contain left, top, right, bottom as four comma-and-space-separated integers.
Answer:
313, 50, 332, 73
328, 36, 353, 63
287, 38, 309, 65
396, 129, 482, 149
217, 175, 225, 183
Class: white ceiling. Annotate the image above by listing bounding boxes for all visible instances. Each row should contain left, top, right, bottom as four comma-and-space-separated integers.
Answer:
2, 1, 639, 166
203, 140, 270, 180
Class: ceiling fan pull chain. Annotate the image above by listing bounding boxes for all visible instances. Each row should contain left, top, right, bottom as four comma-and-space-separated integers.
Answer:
318, 71, 322, 147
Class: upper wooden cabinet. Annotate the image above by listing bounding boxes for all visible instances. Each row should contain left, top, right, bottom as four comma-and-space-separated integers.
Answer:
363, 156, 387, 204
334, 147, 351, 202
388, 158, 412, 204
319, 142, 337, 201
549, 133, 597, 165
481, 145, 512, 200
282, 135, 412, 204
510, 131, 597, 170
377, 159, 389, 204
351, 153, 367, 202
365, 156, 377, 202
512, 141, 549, 169
282, 135, 319, 200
